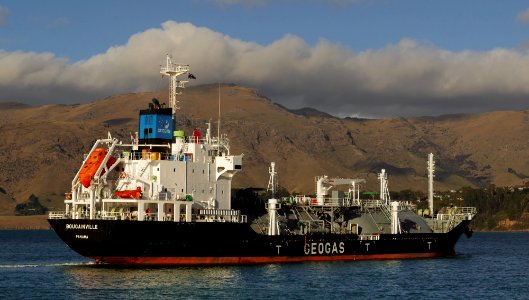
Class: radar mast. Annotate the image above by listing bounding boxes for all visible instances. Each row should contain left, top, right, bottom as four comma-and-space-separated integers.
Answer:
160, 54, 190, 113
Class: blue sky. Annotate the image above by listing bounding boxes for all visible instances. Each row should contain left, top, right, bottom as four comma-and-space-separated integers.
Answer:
3, 1, 529, 59
2, 0, 529, 117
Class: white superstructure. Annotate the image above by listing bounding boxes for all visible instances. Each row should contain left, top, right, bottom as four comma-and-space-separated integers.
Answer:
53, 56, 244, 224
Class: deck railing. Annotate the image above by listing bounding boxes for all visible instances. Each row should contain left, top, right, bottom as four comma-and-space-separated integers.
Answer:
48, 211, 67, 219
48, 209, 247, 223
436, 206, 477, 221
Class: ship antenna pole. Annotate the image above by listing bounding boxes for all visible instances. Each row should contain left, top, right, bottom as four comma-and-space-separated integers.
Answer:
427, 153, 435, 217
160, 54, 189, 136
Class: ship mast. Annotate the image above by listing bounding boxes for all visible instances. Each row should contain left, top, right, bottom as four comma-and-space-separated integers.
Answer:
160, 54, 189, 128
267, 162, 278, 198
267, 162, 280, 235
378, 169, 390, 205
427, 153, 435, 217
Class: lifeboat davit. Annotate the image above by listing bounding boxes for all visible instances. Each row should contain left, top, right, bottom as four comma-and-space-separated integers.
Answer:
79, 148, 116, 188
113, 187, 142, 199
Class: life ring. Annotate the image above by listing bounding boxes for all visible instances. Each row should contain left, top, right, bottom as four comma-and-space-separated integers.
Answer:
119, 172, 127, 179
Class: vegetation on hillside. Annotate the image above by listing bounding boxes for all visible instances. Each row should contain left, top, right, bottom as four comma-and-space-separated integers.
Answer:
327, 185, 529, 231
457, 186, 529, 231
14, 194, 48, 216
395, 186, 529, 231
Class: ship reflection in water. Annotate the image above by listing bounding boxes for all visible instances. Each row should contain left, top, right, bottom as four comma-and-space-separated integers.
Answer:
65, 265, 241, 291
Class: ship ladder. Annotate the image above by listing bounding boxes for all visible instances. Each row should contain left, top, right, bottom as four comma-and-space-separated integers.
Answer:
379, 203, 392, 221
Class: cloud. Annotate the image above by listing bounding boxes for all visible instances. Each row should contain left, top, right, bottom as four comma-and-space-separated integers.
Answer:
517, 8, 529, 24
0, 5, 9, 26
3, 21, 529, 118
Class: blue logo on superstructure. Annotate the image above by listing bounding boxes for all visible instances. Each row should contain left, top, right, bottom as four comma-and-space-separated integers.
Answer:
156, 115, 172, 138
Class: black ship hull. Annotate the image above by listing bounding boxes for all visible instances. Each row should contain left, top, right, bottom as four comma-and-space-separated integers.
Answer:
48, 219, 472, 265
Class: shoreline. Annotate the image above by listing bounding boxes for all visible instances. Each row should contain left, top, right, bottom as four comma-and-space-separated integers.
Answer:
0, 215, 50, 230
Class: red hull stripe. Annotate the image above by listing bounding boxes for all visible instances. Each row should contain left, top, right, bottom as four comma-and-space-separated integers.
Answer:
93, 253, 450, 265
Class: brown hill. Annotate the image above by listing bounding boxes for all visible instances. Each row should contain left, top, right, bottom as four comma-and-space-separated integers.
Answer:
1, 84, 529, 215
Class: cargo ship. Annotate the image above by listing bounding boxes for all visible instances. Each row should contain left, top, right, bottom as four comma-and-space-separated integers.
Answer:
48, 55, 476, 265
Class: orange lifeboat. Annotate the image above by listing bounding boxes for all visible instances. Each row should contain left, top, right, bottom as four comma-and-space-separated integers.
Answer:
113, 187, 142, 199
79, 148, 116, 188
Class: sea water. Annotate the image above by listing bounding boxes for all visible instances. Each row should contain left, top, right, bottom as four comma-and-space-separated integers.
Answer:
0, 230, 528, 299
